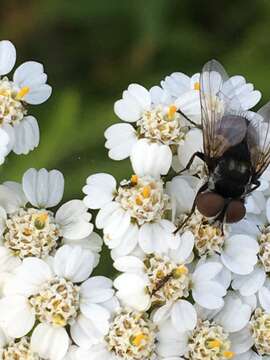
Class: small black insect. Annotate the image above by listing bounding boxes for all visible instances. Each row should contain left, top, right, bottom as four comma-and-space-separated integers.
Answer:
178, 59, 270, 226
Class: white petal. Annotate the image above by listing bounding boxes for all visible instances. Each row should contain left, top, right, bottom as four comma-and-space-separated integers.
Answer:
105, 123, 137, 160
4, 257, 52, 296
80, 276, 114, 304
103, 207, 131, 239
171, 300, 197, 332
13, 61, 52, 104
214, 292, 252, 332
109, 223, 139, 257
0, 128, 9, 163
230, 326, 254, 354
258, 286, 270, 312
31, 323, 69, 360
127, 84, 151, 109
221, 235, 259, 275
114, 98, 141, 122
0, 183, 26, 213
113, 256, 144, 272
83, 173, 116, 209
131, 139, 172, 178
53, 245, 95, 283
170, 231, 194, 263
0, 40, 16, 75
70, 314, 106, 347
95, 201, 120, 229
232, 266, 266, 296
12, 116, 39, 155
193, 262, 223, 282
192, 281, 226, 310
153, 302, 173, 324
79, 303, 110, 334
56, 200, 93, 240
0, 295, 35, 337
22, 168, 64, 208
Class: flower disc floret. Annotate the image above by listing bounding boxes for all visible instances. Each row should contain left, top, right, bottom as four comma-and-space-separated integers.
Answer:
137, 105, 188, 145
105, 309, 157, 360
0, 77, 28, 126
2, 337, 40, 360
4, 208, 60, 259
187, 320, 234, 360
182, 212, 226, 256
250, 308, 270, 355
258, 226, 270, 273
29, 276, 80, 327
144, 253, 191, 304
116, 175, 170, 225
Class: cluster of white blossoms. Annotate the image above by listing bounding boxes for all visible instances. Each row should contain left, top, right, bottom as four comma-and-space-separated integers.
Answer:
0, 39, 269, 360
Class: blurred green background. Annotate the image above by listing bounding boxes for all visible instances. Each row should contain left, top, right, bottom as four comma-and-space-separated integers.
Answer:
1, 0, 270, 273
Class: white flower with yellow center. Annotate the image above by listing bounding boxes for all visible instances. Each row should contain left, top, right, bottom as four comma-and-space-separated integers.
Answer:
104, 81, 200, 170
0, 40, 52, 156
0, 244, 118, 360
0, 334, 41, 360
114, 232, 228, 334
160, 292, 253, 359
63, 309, 187, 360
83, 172, 179, 256
0, 168, 99, 292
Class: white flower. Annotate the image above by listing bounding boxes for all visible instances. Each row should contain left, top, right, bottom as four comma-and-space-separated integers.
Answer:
105, 82, 198, 169
64, 309, 186, 360
162, 71, 261, 111
0, 245, 117, 360
158, 292, 252, 359
0, 168, 96, 289
0, 332, 41, 359
83, 172, 178, 256
0, 40, 52, 155
114, 231, 227, 333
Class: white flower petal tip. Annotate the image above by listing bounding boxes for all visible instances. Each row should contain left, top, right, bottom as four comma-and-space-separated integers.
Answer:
83, 173, 116, 209
31, 323, 69, 360
0, 40, 16, 76
22, 168, 64, 208
12, 116, 39, 155
114, 83, 151, 122
221, 235, 259, 275
56, 199, 93, 240
131, 139, 172, 178
104, 123, 137, 160
13, 61, 52, 104
0, 128, 10, 164
171, 300, 197, 332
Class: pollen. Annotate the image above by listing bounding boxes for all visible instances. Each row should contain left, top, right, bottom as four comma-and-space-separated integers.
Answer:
131, 174, 138, 185
173, 265, 188, 278
135, 196, 143, 205
131, 333, 148, 346
194, 82, 200, 91
142, 186, 151, 198
208, 339, 222, 349
16, 86, 30, 100
167, 105, 177, 120
34, 212, 49, 229
224, 351, 235, 359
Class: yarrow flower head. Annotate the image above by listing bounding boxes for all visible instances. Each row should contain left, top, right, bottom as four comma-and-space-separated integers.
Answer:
0, 40, 52, 159
83, 171, 179, 257
0, 168, 101, 292
0, 245, 117, 360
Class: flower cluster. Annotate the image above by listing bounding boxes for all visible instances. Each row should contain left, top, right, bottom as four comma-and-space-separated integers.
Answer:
0, 39, 269, 360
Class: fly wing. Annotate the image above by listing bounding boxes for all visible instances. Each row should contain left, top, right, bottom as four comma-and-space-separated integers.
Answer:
200, 60, 246, 159
247, 101, 270, 178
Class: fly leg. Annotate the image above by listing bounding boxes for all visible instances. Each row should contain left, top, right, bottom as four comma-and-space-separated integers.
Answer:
177, 109, 202, 129
178, 151, 205, 175
244, 179, 261, 196
173, 181, 209, 234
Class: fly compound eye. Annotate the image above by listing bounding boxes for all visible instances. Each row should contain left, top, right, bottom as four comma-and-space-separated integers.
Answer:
196, 192, 225, 218
226, 200, 246, 223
